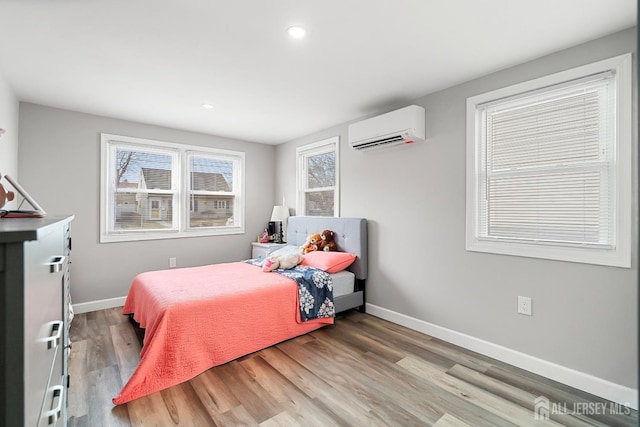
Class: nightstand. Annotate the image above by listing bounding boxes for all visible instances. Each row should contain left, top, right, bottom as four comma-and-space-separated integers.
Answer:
251, 242, 287, 259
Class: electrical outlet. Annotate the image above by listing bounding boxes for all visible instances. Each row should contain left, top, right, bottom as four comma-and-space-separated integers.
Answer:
518, 296, 532, 316
169, 257, 177, 268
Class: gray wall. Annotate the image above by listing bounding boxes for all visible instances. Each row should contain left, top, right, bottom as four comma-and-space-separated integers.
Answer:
275, 28, 637, 389
18, 104, 276, 304
0, 71, 18, 204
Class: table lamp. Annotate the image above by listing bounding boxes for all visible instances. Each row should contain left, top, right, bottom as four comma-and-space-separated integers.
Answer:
270, 206, 290, 243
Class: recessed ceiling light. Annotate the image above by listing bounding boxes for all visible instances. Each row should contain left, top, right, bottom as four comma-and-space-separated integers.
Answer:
201, 103, 214, 109
287, 26, 306, 39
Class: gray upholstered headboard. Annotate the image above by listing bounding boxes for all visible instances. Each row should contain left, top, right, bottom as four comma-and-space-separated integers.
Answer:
286, 216, 368, 280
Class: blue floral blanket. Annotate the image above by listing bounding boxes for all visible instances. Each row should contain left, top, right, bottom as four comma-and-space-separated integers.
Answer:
245, 259, 335, 321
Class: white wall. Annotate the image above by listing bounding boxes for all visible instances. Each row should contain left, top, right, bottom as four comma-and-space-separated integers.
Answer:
275, 28, 638, 395
18, 104, 276, 305
0, 70, 18, 207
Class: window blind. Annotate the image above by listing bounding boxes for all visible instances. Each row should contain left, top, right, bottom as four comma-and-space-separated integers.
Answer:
477, 71, 614, 247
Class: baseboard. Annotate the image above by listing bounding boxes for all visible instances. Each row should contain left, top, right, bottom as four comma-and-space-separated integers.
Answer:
366, 303, 638, 410
73, 296, 126, 314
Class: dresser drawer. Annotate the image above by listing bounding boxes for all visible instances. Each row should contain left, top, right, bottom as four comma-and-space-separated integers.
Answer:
39, 337, 64, 427
38, 371, 65, 427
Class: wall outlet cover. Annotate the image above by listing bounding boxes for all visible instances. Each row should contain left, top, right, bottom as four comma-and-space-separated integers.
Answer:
518, 296, 532, 316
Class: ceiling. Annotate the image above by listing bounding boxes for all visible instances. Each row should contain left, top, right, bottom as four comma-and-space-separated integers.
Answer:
0, 1, 635, 145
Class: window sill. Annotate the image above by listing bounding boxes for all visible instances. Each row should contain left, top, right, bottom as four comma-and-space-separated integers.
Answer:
100, 226, 245, 243
466, 237, 630, 268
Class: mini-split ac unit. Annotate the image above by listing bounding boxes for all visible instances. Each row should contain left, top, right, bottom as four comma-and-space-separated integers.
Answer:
348, 105, 425, 151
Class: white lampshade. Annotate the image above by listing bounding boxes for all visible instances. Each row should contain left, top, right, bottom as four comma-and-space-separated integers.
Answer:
270, 205, 290, 222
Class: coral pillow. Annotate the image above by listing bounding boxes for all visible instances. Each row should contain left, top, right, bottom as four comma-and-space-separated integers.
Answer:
301, 251, 356, 273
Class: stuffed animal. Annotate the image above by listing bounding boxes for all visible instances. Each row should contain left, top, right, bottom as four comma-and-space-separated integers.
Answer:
262, 252, 304, 272
301, 232, 322, 254
319, 229, 336, 251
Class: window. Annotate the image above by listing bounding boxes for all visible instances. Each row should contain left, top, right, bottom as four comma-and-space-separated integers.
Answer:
187, 151, 239, 229
296, 136, 339, 216
101, 134, 244, 242
466, 54, 631, 267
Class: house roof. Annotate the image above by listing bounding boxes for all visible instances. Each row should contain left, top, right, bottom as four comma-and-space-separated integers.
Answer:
191, 172, 231, 192
139, 168, 230, 192
140, 168, 171, 190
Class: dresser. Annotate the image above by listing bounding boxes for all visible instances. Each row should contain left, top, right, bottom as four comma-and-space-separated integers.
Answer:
0, 216, 74, 427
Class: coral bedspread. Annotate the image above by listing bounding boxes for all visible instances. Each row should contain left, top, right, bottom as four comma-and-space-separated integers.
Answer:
112, 262, 333, 405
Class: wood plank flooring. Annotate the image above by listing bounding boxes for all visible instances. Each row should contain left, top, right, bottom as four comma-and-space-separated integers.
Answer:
68, 308, 637, 426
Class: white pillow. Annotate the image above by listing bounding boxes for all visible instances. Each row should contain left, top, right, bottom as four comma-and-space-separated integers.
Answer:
268, 245, 303, 258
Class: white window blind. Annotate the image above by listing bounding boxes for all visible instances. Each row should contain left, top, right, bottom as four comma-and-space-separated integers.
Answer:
466, 54, 631, 267
478, 72, 614, 247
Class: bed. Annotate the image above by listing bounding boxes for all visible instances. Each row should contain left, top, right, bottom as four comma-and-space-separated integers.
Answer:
286, 216, 367, 313
112, 216, 368, 405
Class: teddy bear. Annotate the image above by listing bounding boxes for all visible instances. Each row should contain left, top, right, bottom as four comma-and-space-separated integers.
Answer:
318, 229, 336, 251
262, 252, 304, 272
301, 232, 322, 254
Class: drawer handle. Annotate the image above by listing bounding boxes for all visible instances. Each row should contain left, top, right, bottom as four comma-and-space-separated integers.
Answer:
46, 321, 63, 349
44, 385, 64, 425
48, 256, 66, 273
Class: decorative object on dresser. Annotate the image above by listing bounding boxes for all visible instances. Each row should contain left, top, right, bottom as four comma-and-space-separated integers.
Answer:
0, 173, 47, 218
0, 180, 14, 208
0, 216, 74, 426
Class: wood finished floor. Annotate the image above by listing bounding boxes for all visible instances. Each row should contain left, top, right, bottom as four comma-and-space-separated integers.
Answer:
68, 307, 637, 426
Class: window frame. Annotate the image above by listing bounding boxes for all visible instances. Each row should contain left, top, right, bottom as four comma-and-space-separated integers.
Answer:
100, 133, 245, 243
465, 54, 632, 268
296, 136, 340, 217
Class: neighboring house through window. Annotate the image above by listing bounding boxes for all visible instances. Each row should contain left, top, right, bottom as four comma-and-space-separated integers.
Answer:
296, 136, 339, 217
101, 134, 244, 242
466, 54, 632, 267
